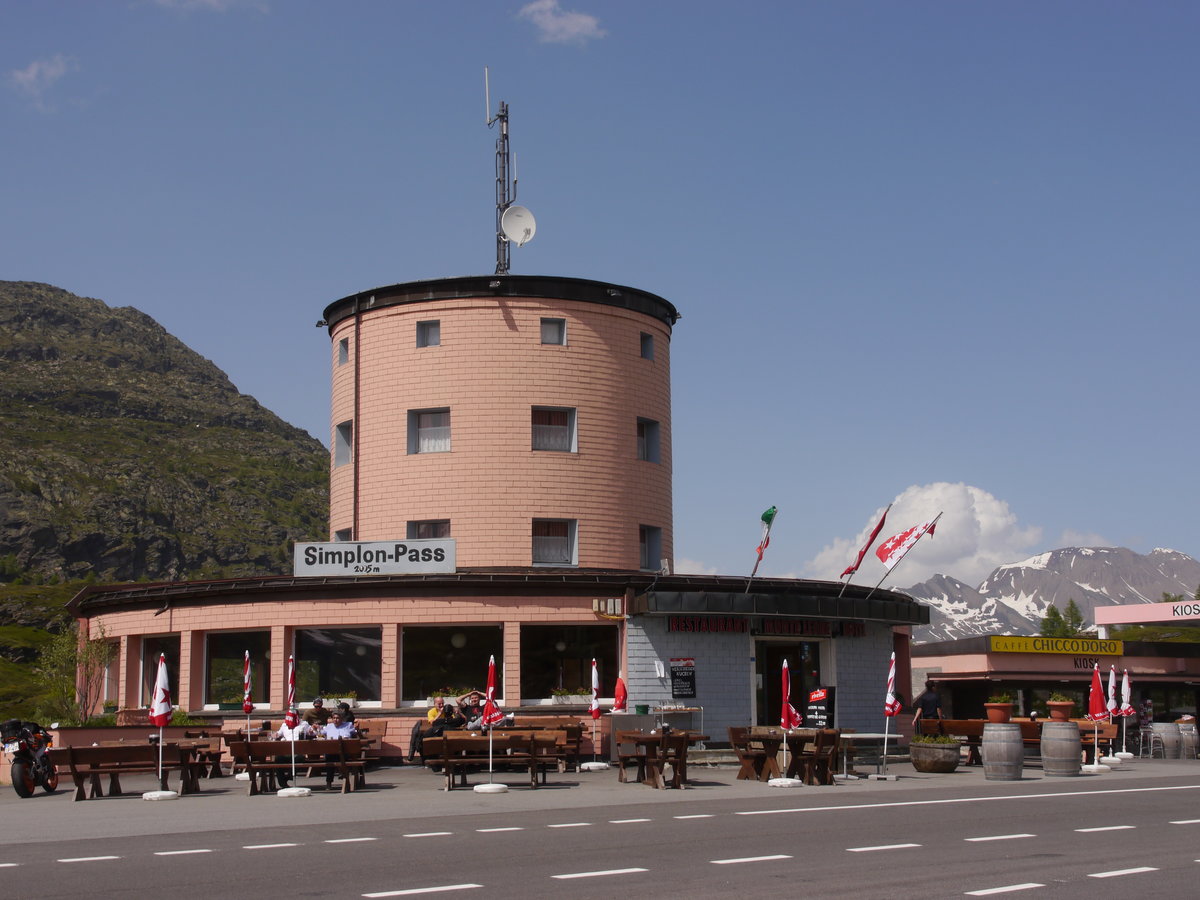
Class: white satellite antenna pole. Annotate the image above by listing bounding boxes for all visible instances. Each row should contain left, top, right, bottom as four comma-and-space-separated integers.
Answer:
485, 67, 535, 275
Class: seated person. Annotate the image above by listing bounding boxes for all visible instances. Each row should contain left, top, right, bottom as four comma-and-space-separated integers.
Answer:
304, 697, 331, 729
273, 717, 314, 789
336, 701, 356, 724
458, 690, 485, 729
321, 710, 358, 788
408, 697, 465, 762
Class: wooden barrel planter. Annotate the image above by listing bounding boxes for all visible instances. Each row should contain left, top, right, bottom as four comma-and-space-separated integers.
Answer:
1041, 721, 1081, 776
1152, 723, 1182, 759
982, 723, 1024, 781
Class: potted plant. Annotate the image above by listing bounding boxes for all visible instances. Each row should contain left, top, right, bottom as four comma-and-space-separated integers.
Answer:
551, 687, 589, 704
984, 692, 1014, 724
330, 690, 358, 708
909, 733, 962, 773
1046, 692, 1075, 721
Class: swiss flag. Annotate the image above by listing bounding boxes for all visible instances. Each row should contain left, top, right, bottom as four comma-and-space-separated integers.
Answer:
876, 519, 937, 570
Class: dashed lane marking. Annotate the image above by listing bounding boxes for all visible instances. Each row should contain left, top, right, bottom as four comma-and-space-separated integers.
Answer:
609, 818, 651, 824
1087, 867, 1158, 878
965, 883, 1045, 895
711, 855, 792, 865
58, 856, 120, 863
326, 837, 378, 843
1075, 826, 1135, 832
363, 885, 482, 897
965, 834, 1036, 842
550, 868, 648, 879
403, 832, 453, 838
243, 843, 299, 849
476, 827, 523, 833
546, 822, 591, 828
154, 849, 213, 856
846, 843, 921, 852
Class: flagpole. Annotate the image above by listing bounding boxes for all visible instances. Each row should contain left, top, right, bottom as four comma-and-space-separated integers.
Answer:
746, 507, 777, 595
864, 512, 942, 601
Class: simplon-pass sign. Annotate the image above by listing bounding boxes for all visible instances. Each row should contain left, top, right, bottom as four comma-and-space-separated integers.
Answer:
989, 636, 1123, 656
294, 540, 456, 576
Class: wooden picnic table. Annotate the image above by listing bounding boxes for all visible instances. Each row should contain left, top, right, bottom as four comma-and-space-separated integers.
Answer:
616, 731, 709, 789
47, 742, 208, 801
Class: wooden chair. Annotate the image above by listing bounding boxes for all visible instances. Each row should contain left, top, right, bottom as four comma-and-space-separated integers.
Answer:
801, 729, 841, 785
615, 730, 647, 784
728, 726, 767, 781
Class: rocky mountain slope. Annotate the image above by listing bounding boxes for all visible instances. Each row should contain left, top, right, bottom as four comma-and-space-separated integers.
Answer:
906, 547, 1200, 643
0, 280, 329, 582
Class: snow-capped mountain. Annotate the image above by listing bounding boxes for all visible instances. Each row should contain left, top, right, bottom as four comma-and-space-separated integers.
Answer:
905, 547, 1200, 643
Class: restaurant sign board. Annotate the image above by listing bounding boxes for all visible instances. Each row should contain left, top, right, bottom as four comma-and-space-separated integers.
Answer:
294, 540, 456, 576
989, 636, 1123, 656
670, 658, 697, 699
805, 686, 835, 728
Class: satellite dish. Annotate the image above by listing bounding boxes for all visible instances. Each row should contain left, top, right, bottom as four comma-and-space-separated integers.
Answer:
500, 205, 537, 246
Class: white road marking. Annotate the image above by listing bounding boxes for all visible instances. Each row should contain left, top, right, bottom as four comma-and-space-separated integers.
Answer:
476, 827, 523, 833
58, 856, 120, 862
547, 822, 590, 828
243, 843, 299, 849
965, 883, 1045, 895
1171, 818, 1200, 824
674, 814, 713, 819
711, 855, 792, 865
403, 832, 453, 838
1075, 825, 1135, 832
154, 849, 213, 856
363, 885, 482, 897
326, 837, 378, 843
847, 843, 921, 852
609, 818, 651, 824
736, 783, 1200, 816
965, 834, 1035, 842
551, 868, 648, 879
1088, 867, 1158, 878
0, 863, 17, 868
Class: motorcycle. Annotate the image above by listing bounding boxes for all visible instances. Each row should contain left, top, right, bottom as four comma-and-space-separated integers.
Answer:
1, 719, 59, 798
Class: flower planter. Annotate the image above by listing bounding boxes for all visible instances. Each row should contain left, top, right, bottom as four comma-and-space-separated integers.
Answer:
552, 695, 589, 705
1047, 701, 1075, 722
909, 741, 962, 773
984, 702, 1013, 724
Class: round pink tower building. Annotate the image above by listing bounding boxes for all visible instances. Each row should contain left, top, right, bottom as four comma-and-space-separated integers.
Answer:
322, 274, 680, 572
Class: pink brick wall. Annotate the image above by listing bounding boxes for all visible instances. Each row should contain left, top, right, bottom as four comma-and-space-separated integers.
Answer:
327, 295, 673, 569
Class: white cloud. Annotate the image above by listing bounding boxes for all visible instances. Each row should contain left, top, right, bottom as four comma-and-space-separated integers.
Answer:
151, 0, 268, 12
8, 54, 75, 111
519, 0, 606, 44
1057, 528, 1112, 549
673, 556, 719, 576
803, 482, 1043, 588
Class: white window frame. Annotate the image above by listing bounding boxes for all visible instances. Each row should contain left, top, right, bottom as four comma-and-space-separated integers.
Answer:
540, 317, 566, 345
408, 409, 451, 454
334, 420, 353, 466
416, 320, 440, 348
532, 406, 577, 452
532, 519, 577, 566
338, 338, 350, 365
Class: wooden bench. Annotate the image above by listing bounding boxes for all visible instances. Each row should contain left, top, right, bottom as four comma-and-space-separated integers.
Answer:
226, 739, 366, 795
47, 744, 203, 801
510, 717, 584, 770
422, 732, 552, 791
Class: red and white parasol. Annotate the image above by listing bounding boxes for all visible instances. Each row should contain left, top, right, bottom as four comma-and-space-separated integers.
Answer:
284, 655, 298, 728
613, 672, 628, 713
589, 658, 601, 721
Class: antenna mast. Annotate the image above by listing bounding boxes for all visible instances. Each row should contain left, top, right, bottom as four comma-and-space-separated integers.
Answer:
486, 68, 535, 275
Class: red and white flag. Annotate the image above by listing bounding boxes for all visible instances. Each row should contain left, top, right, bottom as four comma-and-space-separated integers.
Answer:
750, 506, 778, 577
884, 651, 903, 717
780, 659, 803, 730
284, 655, 299, 728
242, 650, 254, 715
148, 653, 172, 727
875, 518, 938, 570
1118, 669, 1135, 717
842, 504, 891, 578
589, 658, 602, 720
613, 672, 628, 712
482, 655, 505, 726
1085, 664, 1109, 722
1106, 665, 1118, 716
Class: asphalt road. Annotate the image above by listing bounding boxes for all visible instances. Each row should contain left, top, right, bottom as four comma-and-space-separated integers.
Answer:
5, 760, 1199, 898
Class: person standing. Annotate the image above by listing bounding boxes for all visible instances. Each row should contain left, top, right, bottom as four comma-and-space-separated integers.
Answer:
911, 680, 944, 730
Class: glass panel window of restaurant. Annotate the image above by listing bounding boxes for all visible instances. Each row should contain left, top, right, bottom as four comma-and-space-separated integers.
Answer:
401, 626, 503, 702
519, 624, 619, 698
141, 634, 181, 707
205, 631, 271, 707
294, 627, 382, 702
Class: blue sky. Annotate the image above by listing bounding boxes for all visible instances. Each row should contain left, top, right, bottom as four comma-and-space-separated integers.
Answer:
4, 1, 1198, 589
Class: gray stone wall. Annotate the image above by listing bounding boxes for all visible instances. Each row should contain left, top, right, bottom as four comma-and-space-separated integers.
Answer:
828, 624, 896, 732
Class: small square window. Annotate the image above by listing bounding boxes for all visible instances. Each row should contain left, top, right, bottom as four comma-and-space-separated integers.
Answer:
334, 420, 353, 467
407, 520, 451, 539
532, 407, 576, 452
338, 338, 350, 365
640, 332, 654, 360
636, 418, 660, 463
333, 528, 353, 542
639, 526, 663, 571
541, 318, 566, 345
417, 320, 440, 348
533, 519, 576, 566
408, 409, 450, 454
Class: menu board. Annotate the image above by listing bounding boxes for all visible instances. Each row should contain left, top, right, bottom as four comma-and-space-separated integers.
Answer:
805, 686, 835, 728
670, 658, 697, 699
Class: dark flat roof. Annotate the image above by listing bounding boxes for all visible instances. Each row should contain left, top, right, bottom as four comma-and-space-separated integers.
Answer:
321, 274, 681, 331
68, 569, 926, 626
